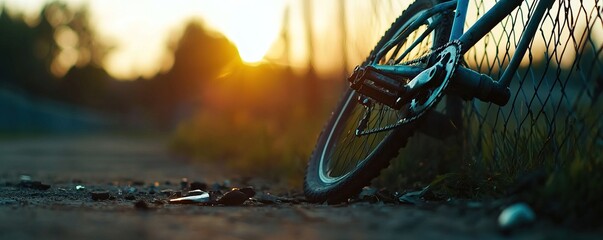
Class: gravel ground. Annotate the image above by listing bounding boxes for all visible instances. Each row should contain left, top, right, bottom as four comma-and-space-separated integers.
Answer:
0, 135, 600, 240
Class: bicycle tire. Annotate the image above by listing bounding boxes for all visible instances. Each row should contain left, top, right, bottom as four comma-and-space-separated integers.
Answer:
304, 0, 453, 203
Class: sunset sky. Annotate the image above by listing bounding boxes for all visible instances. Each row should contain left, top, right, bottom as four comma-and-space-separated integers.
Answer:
1, 0, 293, 79
1, 0, 600, 80
0, 0, 414, 80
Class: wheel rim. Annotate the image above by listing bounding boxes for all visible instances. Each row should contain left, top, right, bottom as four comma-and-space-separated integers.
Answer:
318, 8, 446, 184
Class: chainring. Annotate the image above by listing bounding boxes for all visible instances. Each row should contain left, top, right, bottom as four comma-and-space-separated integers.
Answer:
356, 41, 462, 136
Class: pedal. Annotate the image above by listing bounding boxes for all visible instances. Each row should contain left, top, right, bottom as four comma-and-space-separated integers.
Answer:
348, 65, 409, 109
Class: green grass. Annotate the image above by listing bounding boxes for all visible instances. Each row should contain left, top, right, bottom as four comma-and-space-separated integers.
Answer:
375, 100, 603, 227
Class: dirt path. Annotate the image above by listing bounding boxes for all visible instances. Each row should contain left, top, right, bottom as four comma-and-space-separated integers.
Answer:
0, 135, 597, 239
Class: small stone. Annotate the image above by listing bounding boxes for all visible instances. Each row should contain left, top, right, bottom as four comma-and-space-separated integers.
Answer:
90, 191, 111, 201
75, 185, 86, 190
125, 187, 137, 194
190, 181, 207, 191
217, 189, 249, 206
376, 189, 397, 203
253, 192, 281, 204
398, 186, 430, 205
238, 187, 256, 198
498, 203, 536, 230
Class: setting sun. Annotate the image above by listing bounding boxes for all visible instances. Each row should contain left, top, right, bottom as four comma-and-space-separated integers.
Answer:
198, 1, 286, 63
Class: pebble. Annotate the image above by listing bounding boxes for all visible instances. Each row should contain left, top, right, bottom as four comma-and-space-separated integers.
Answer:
498, 202, 536, 230
217, 189, 248, 206
238, 187, 256, 198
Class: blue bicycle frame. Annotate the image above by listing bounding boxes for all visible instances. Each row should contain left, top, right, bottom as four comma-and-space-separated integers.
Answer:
372, 0, 555, 106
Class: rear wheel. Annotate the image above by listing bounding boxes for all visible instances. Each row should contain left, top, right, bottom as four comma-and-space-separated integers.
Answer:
304, 0, 453, 203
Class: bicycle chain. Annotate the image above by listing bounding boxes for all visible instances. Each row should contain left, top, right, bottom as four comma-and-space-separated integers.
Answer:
356, 40, 462, 136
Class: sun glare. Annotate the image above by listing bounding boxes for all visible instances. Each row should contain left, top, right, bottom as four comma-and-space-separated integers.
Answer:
197, 1, 286, 64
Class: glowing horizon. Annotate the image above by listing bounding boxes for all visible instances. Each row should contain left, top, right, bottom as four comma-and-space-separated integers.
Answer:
2, 0, 598, 80
0, 0, 287, 80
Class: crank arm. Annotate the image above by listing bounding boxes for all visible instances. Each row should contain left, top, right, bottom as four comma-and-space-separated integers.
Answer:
371, 64, 511, 106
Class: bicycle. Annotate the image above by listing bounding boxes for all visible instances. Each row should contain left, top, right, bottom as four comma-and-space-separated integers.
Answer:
304, 0, 556, 203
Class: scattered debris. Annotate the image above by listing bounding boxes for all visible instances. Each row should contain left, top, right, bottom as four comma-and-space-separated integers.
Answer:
124, 187, 137, 194
398, 186, 430, 205
254, 194, 279, 204
169, 191, 210, 204
90, 191, 111, 201
498, 202, 536, 230
376, 189, 398, 204
217, 189, 248, 206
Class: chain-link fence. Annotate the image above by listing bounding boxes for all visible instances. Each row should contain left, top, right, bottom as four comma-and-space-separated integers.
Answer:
461, 0, 602, 173
366, 0, 603, 190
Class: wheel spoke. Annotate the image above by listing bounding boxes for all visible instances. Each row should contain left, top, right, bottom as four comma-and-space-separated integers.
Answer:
319, 4, 447, 181
395, 16, 440, 64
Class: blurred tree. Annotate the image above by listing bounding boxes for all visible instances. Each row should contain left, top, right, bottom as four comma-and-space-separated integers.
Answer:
148, 20, 240, 126
0, 7, 54, 96
0, 2, 115, 110
164, 20, 240, 100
